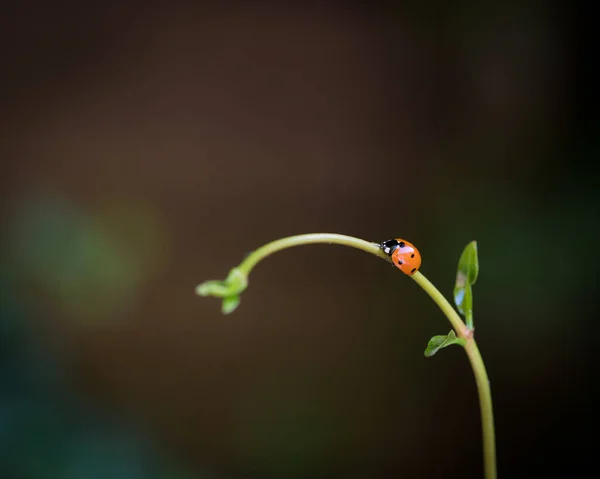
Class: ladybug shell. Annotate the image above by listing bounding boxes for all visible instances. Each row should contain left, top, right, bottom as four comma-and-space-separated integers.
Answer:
381, 238, 421, 275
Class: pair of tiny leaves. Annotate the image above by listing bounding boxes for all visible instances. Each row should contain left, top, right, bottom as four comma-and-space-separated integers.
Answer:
424, 241, 479, 357
196, 267, 247, 314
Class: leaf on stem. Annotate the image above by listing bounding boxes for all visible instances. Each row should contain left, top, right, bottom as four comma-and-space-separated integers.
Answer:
221, 295, 241, 314
424, 330, 466, 357
454, 241, 479, 328
196, 267, 248, 314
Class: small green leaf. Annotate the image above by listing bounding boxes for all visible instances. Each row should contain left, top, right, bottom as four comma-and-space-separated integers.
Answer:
196, 280, 230, 297
225, 267, 248, 293
456, 240, 479, 287
196, 268, 248, 298
196, 267, 248, 314
424, 330, 466, 357
222, 295, 241, 314
454, 241, 479, 329
453, 283, 473, 317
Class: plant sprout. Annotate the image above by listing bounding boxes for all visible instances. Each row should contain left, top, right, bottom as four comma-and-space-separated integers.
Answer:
196, 233, 496, 479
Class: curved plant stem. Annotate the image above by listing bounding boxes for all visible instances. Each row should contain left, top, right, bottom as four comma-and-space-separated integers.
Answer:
237, 233, 390, 275
411, 272, 496, 479
411, 272, 469, 337
200, 233, 496, 479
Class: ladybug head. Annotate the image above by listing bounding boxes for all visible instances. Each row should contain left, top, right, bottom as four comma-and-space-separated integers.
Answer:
380, 238, 399, 256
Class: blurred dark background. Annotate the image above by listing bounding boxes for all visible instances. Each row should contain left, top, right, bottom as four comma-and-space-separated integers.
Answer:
0, 2, 595, 478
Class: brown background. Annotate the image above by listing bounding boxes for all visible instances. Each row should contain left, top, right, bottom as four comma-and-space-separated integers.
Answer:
1, 3, 595, 479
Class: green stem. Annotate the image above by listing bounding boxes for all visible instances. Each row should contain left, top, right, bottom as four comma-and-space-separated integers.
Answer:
465, 339, 496, 479
199, 233, 496, 478
237, 233, 390, 275
411, 272, 496, 479
411, 272, 469, 338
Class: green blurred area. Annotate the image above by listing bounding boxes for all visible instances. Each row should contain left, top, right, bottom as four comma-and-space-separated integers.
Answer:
1, 2, 593, 479
5, 193, 164, 324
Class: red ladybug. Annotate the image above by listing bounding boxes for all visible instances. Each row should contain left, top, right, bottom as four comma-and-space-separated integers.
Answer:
381, 238, 421, 275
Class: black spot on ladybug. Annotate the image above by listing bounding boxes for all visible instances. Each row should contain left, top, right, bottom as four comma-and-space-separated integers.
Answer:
411, 253, 415, 258
399, 241, 405, 248
411, 268, 417, 273
398, 260, 403, 265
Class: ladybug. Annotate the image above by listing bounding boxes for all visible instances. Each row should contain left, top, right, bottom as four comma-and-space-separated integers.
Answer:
381, 238, 421, 275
